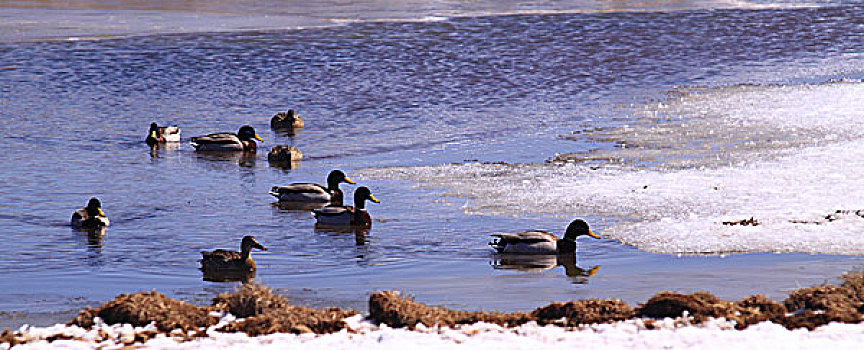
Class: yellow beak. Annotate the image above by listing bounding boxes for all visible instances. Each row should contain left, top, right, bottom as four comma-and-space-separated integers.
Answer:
587, 230, 600, 239
368, 194, 380, 203
344, 177, 356, 184
98, 208, 106, 217
150, 131, 158, 138
254, 134, 263, 142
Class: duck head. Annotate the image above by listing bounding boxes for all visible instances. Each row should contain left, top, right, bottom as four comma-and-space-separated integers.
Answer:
562, 219, 600, 241
237, 125, 263, 142
149, 122, 159, 137
86, 197, 106, 217
354, 186, 380, 210
327, 170, 356, 189
241, 235, 267, 252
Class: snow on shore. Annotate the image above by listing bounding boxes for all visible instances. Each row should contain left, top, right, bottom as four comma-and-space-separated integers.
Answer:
6, 315, 864, 350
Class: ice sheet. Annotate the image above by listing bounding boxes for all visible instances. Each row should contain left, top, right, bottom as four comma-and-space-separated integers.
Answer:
361, 82, 864, 255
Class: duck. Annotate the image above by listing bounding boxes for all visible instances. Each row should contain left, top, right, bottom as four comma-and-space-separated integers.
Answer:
489, 219, 599, 255
267, 145, 303, 164
270, 170, 355, 205
199, 235, 267, 273
270, 109, 304, 129
145, 122, 181, 147
312, 186, 379, 228
71, 197, 110, 229
190, 125, 263, 152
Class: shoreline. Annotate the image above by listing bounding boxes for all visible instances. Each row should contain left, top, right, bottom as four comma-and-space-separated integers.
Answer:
4, 272, 863, 348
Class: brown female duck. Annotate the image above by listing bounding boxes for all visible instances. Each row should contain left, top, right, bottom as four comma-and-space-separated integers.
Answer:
312, 186, 380, 228
270, 109, 304, 129
199, 235, 267, 273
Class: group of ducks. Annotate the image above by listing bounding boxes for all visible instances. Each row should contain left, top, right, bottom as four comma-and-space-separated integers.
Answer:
72, 110, 601, 281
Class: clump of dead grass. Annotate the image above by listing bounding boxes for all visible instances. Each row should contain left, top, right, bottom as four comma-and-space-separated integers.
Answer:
532, 299, 634, 326
369, 291, 533, 329
213, 284, 357, 335
68, 290, 217, 333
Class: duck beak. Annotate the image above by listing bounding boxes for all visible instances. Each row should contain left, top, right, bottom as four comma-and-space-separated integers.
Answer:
256, 243, 267, 251
368, 194, 380, 203
150, 131, 158, 138
587, 230, 600, 239
98, 208, 107, 217
254, 134, 263, 142
344, 177, 356, 184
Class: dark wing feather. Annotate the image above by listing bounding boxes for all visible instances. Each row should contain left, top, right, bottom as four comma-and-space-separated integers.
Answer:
200, 249, 242, 262
313, 206, 354, 217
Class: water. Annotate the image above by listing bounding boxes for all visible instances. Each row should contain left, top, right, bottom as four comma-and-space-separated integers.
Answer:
2, 0, 864, 329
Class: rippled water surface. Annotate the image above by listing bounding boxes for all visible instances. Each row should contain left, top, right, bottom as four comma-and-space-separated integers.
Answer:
2, 1, 864, 329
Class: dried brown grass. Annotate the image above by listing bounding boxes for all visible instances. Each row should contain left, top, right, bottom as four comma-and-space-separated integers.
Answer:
68, 290, 217, 333
26, 271, 862, 345
369, 291, 533, 329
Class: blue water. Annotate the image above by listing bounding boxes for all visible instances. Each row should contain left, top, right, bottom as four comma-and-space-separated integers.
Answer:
2, 1, 864, 329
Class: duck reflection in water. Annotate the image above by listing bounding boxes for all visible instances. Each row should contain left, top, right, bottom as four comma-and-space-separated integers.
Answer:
491, 253, 599, 284
313, 226, 370, 246
489, 219, 601, 283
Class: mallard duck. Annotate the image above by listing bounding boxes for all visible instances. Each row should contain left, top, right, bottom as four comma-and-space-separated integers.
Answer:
199, 235, 267, 273
489, 219, 599, 254
312, 186, 379, 228
270, 109, 304, 129
270, 170, 355, 205
71, 197, 110, 229
190, 125, 263, 152
267, 145, 303, 164
145, 122, 181, 147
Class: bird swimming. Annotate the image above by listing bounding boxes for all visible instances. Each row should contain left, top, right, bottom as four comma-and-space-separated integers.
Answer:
190, 125, 263, 152
71, 197, 110, 230
312, 186, 379, 228
489, 219, 599, 254
199, 235, 267, 273
270, 109, 304, 130
270, 170, 355, 205
145, 122, 181, 147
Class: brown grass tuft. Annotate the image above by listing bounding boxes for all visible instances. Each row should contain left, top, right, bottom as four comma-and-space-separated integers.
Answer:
218, 307, 357, 336
731, 294, 787, 329
68, 291, 218, 333
636, 291, 734, 322
369, 291, 534, 329
212, 284, 357, 336
532, 299, 634, 326
211, 284, 295, 318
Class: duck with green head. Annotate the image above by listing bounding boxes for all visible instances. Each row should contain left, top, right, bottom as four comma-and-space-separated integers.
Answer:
489, 219, 600, 254
71, 197, 110, 229
312, 186, 380, 228
270, 170, 356, 205
145, 122, 181, 147
199, 235, 267, 273
190, 125, 263, 152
